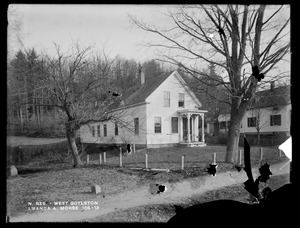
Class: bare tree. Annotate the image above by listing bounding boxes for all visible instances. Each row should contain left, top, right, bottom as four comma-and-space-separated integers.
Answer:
8, 42, 118, 167
129, 4, 290, 163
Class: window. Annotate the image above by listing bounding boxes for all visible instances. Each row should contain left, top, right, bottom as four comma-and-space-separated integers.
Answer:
171, 117, 178, 133
270, 115, 281, 126
115, 123, 118, 136
97, 125, 100, 137
92, 126, 95, 137
134, 118, 139, 135
104, 124, 107, 137
163, 91, 170, 107
219, 121, 226, 129
154, 117, 162, 133
220, 121, 230, 129
179, 93, 185, 107
248, 117, 257, 127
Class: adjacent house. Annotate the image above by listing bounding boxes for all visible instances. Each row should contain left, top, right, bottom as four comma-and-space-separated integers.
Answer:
218, 83, 291, 142
80, 69, 208, 148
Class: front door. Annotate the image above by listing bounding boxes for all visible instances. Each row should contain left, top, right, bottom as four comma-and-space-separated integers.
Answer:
183, 117, 187, 141
182, 117, 192, 142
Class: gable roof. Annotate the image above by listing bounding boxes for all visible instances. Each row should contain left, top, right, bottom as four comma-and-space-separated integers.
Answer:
107, 71, 171, 111
251, 85, 291, 109
108, 70, 201, 111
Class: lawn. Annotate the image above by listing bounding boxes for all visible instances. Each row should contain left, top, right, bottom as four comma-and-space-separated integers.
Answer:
86, 145, 288, 172
7, 145, 288, 219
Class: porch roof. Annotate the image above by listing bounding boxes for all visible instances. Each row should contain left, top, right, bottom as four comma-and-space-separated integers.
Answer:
177, 109, 208, 115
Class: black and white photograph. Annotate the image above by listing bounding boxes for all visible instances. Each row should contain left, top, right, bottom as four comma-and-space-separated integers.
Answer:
7, 4, 292, 223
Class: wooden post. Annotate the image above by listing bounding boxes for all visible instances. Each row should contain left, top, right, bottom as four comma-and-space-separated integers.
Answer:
213, 153, 216, 164
103, 152, 106, 163
260, 148, 263, 161
181, 155, 185, 170
132, 143, 136, 153
119, 148, 122, 167
86, 155, 89, 165
145, 154, 148, 169
99, 153, 102, 165
278, 149, 282, 158
238, 150, 242, 165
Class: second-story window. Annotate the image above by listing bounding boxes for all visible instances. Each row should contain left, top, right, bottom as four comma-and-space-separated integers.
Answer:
134, 118, 139, 135
97, 125, 100, 137
104, 124, 107, 137
179, 93, 185, 107
92, 126, 95, 137
270, 115, 281, 126
248, 117, 257, 127
115, 123, 118, 136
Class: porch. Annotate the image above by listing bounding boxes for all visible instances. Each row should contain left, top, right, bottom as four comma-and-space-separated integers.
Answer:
178, 109, 208, 147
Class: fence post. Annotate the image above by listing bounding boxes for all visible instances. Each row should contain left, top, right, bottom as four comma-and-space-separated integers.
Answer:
133, 143, 136, 153
213, 153, 216, 164
181, 155, 185, 170
145, 154, 148, 169
103, 152, 106, 163
238, 150, 242, 165
260, 147, 263, 161
86, 154, 89, 165
99, 153, 102, 165
119, 148, 122, 167
278, 149, 282, 158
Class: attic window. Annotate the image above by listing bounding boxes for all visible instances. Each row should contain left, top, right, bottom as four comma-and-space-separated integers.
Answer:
179, 93, 185, 107
163, 91, 170, 107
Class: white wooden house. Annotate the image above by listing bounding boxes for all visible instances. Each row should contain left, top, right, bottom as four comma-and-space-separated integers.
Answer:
80, 70, 207, 148
218, 84, 291, 137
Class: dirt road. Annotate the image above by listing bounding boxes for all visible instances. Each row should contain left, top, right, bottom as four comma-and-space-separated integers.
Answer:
7, 136, 67, 147
10, 162, 290, 222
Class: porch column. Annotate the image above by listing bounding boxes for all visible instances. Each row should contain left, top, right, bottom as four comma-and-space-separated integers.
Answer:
195, 115, 199, 142
187, 113, 191, 142
191, 115, 195, 141
201, 113, 205, 142
179, 114, 182, 142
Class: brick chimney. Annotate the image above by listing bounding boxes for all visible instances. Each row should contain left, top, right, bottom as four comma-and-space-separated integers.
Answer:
136, 63, 145, 85
140, 70, 145, 85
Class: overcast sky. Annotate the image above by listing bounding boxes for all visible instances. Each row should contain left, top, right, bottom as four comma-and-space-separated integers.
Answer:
8, 4, 175, 62
7, 4, 290, 83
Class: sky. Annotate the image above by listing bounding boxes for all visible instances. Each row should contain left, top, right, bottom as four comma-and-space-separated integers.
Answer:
7, 4, 290, 84
7, 4, 175, 62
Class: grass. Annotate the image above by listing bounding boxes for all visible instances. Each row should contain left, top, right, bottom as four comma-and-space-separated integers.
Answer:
6, 166, 141, 218
7, 145, 289, 219
87, 145, 288, 172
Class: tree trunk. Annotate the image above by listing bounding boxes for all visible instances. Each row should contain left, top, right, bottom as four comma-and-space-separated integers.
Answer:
40, 88, 44, 121
257, 131, 261, 146
225, 98, 245, 164
225, 120, 241, 163
65, 120, 83, 167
